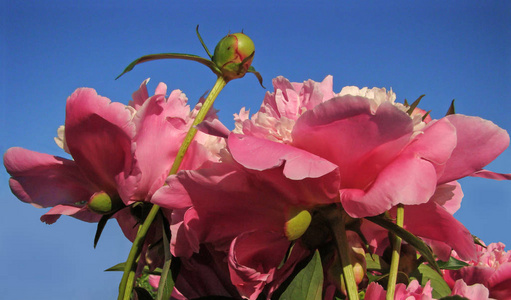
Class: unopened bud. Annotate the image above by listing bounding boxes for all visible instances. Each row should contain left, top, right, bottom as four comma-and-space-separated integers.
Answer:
284, 208, 312, 241
87, 191, 123, 214
212, 32, 255, 81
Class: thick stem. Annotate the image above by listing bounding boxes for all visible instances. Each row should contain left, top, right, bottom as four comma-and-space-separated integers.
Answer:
386, 204, 404, 300
117, 76, 228, 300
321, 207, 359, 300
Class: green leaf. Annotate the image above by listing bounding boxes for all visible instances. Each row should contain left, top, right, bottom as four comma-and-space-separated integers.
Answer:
406, 94, 426, 115
445, 99, 456, 115
278, 250, 323, 300
410, 264, 451, 299
115, 53, 220, 80
365, 215, 441, 274
437, 257, 469, 270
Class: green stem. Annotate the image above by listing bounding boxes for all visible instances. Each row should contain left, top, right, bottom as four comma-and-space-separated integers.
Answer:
322, 207, 359, 300
117, 76, 228, 300
386, 204, 404, 300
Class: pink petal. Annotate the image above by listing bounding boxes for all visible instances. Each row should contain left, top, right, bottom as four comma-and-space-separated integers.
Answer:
40, 204, 100, 224
438, 114, 510, 184
402, 201, 476, 260
471, 169, 511, 180
4, 147, 96, 208
487, 262, 511, 299
340, 153, 438, 218
228, 133, 339, 181
129, 78, 150, 109
430, 181, 463, 214
123, 94, 187, 202
65, 88, 136, 196
228, 231, 291, 300
364, 282, 386, 300
293, 98, 414, 189
451, 280, 491, 300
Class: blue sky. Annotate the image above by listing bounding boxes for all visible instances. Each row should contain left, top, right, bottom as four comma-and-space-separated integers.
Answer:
1, 1, 510, 299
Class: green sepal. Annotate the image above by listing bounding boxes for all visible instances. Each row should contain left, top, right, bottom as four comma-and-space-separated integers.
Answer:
196, 25, 213, 59
445, 99, 456, 115
406, 94, 426, 115
248, 66, 265, 88
409, 264, 451, 299
277, 250, 323, 300
94, 212, 114, 248
115, 53, 221, 80
365, 215, 441, 274
422, 110, 431, 121
437, 256, 469, 270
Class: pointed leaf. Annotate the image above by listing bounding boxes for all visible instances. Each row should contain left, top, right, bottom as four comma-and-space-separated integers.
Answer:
365, 215, 441, 274
406, 94, 426, 115
116, 53, 220, 79
437, 256, 469, 270
445, 100, 456, 115
278, 250, 323, 300
422, 110, 431, 121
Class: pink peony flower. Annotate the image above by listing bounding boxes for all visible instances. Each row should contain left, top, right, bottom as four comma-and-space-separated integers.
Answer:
451, 279, 493, 300
230, 76, 510, 260
444, 242, 511, 299
4, 79, 225, 225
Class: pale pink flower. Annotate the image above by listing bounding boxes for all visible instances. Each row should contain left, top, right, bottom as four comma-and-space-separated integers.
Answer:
451, 279, 494, 300
444, 242, 511, 299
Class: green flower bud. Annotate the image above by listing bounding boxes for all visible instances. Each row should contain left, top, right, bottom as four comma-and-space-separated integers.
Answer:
212, 32, 255, 81
87, 191, 123, 215
284, 208, 312, 241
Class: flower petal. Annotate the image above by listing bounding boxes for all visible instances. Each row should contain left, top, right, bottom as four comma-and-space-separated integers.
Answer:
4, 147, 96, 208
438, 114, 510, 184
228, 133, 339, 180
40, 204, 100, 224
65, 88, 136, 196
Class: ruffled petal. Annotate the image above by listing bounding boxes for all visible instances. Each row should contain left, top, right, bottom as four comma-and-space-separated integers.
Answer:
65, 88, 136, 196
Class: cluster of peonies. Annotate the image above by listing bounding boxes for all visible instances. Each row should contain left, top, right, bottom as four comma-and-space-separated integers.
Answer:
4, 75, 511, 299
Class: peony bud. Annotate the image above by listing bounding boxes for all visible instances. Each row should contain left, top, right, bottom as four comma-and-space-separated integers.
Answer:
87, 191, 123, 214
212, 32, 255, 81
284, 208, 312, 241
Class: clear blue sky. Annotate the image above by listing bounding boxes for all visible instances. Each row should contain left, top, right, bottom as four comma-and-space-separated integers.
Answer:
1, 1, 510, 299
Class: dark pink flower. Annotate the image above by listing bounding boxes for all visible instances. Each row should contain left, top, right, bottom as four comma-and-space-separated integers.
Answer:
4, 79, 224, 225
152, 141, 340, 299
